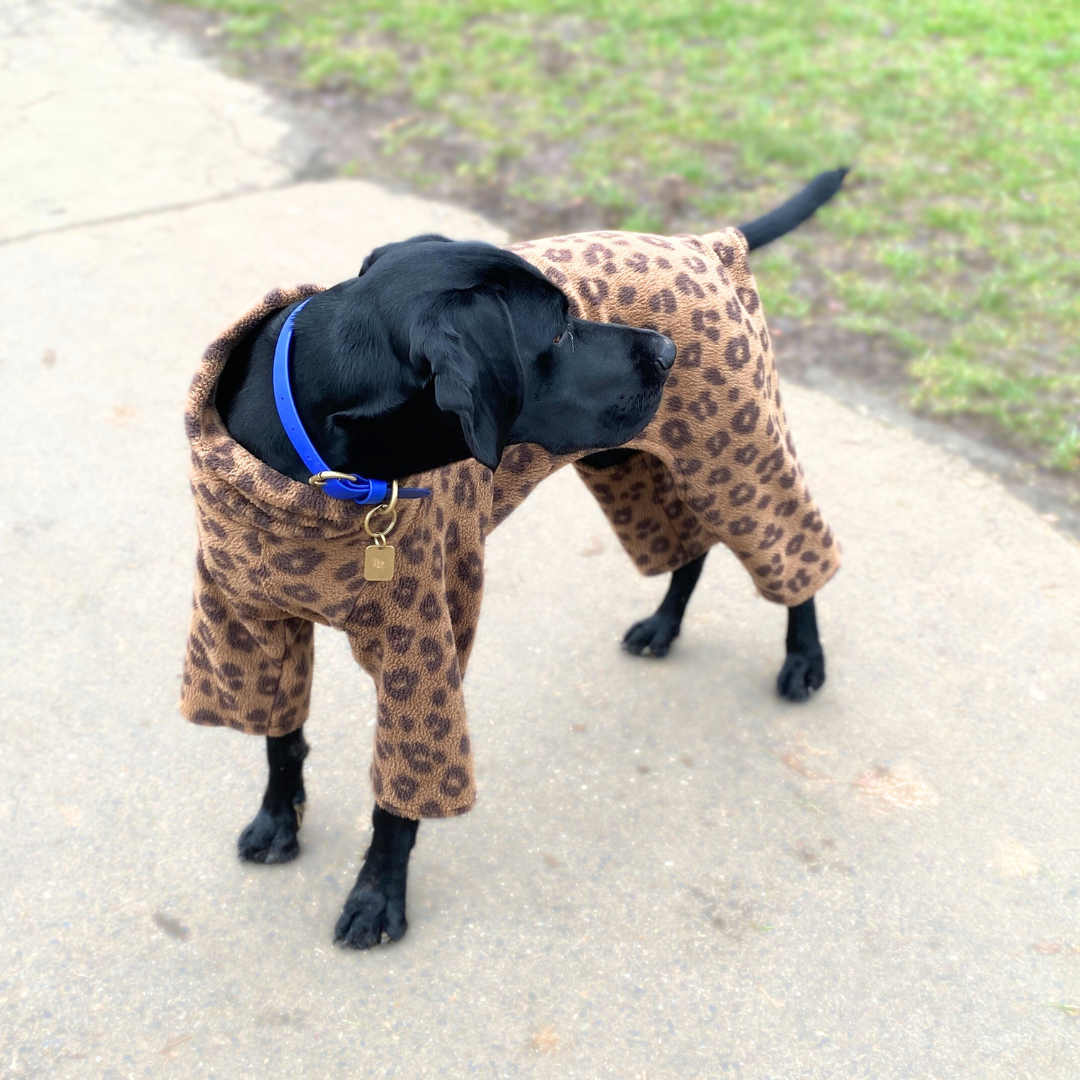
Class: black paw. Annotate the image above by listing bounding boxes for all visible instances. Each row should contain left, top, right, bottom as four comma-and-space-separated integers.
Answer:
777, 651, 825, 703
334, 884, 407, 949
237, 800, 303, 864
623, 613, 680, 658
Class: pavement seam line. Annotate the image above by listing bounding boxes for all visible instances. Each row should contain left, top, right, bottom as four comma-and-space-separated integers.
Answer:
0, 179, 302, 248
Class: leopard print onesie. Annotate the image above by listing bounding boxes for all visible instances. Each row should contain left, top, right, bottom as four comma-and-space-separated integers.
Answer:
180, 228, 840, 819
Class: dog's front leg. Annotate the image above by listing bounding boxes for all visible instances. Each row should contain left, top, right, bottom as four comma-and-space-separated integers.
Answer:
623, 553, 707, 657
776, 597, 826, 702
335, 806, 418, 949
238, 727, 308, 863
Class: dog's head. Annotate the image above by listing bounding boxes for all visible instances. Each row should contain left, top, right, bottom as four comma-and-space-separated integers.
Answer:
352, 236, 675, 470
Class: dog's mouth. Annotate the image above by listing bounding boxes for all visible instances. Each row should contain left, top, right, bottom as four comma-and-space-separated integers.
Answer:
595, 328, 675, 444
598, 376, 668, 445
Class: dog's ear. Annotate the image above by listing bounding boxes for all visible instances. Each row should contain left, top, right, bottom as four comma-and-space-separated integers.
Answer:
359, 233, 453, 276
412, 290, 525, 472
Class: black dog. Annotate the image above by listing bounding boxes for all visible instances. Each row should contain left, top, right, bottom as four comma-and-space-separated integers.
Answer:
215, 168, 846, 948
217, 240, 676, 480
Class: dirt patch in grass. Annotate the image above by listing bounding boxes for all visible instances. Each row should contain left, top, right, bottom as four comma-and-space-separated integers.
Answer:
137, 0, 1080, 538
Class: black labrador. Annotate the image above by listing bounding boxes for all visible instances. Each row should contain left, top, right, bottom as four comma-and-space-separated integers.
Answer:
214, 168, 846, 948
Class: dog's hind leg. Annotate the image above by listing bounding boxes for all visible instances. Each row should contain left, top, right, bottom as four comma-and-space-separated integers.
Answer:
777, 597, 825, 702
578, 448, 709, 659
622, 553, 707, 658
335, 806, 419, 949
238, 727, 308, 864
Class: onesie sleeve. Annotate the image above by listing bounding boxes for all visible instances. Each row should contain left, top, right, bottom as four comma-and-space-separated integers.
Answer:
180, 549, 315, 737
344, 462, 490, 819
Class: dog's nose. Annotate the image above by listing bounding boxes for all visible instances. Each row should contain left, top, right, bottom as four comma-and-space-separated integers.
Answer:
655, 336, 677, 372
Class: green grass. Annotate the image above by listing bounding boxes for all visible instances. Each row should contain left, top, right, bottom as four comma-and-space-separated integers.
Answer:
177, 0, 1080, 472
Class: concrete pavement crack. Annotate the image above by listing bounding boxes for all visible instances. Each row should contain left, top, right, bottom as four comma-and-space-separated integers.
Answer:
219, 105, 287, 168
0, 179, 302, 248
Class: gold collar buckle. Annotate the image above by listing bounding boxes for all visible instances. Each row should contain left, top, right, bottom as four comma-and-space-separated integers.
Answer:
308, 470, 359, 488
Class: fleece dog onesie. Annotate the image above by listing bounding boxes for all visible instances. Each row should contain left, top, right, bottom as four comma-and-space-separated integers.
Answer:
180, 228, 840, 820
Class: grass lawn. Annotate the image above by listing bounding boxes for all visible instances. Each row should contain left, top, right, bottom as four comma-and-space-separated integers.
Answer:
174, 0, 1080, 473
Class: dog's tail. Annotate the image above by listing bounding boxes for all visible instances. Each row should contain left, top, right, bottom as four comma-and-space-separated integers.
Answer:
738, 167, 849, 251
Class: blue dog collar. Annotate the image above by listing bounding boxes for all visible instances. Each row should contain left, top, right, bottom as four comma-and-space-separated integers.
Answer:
272, 298, 430, 504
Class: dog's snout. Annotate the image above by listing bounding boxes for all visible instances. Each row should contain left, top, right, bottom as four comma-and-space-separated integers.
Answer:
655, 336, 677, 372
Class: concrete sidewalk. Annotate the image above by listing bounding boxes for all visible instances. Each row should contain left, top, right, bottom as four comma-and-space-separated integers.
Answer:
2, 2, 1079, 1077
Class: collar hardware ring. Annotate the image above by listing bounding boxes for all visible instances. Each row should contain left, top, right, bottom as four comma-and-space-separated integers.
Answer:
363, 480, 399, 543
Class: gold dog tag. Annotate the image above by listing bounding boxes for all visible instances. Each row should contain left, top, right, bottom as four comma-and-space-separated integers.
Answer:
364, 543, 395, 581
362, 483, 399, 581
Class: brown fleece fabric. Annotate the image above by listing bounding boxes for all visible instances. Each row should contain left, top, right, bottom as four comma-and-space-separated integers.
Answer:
180, 229, 839, 819
512, 228, 840, 601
